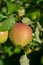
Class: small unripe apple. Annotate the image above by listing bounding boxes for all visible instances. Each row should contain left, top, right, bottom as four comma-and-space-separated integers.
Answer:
9, 23, 32, 47
0, 31, 8, 44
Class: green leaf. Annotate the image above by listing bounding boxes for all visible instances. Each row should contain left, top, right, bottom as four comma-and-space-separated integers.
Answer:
41, 56, 43, 65
0, 15, 16, 31
0, 13, 7, 21
14, 47, 21, 53
7, 2, 20, 14
4, 46, 14, 56
0, 60, 4, 65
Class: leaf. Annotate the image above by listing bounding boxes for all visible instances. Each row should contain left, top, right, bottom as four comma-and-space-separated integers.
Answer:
35, 22, 43, 43
0, 15, 16, 31
20, 54, 30, 65
4, 46, 14, 56
7, 2, 20, 14
0, 13, 7, 21
0, 60, 4, 65
14, 47, 21, 53
41, 56, 43, 65
22, 17, 33, 25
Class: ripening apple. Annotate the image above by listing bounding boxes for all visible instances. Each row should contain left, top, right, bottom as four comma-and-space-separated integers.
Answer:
0, 31, 8, 44
9, 23, 32, 47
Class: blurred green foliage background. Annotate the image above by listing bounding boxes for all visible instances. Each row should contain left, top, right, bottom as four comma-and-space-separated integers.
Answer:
0, 0, 43, 65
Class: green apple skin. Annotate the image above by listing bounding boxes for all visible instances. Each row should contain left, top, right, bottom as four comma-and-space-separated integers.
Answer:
0, 31, 8, 44
9, 23, 32, 47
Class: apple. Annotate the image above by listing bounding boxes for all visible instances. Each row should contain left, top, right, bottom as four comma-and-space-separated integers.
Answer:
9, 23, 32, 47
0, 31, 8, 44
0, 23, 8, 44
